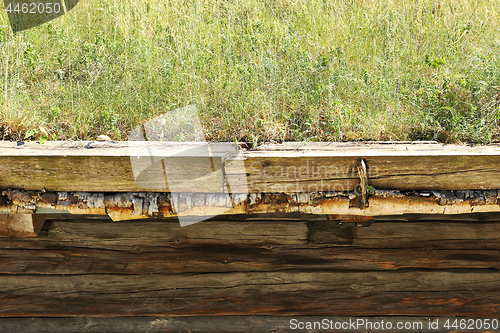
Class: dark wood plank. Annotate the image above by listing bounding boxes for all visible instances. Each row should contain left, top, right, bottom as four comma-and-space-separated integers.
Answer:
44, 214, 112, 221
47, 219, 308, 246
46, 216, 500, 249
310, 219, 500, 248
0, 271, 499, 317
0, 217, 497, 274
1, 242, 500, 274
353, 221, 500, 248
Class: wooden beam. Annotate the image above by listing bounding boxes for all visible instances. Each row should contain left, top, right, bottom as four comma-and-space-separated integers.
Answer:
0, 217, 499, 274
0, 271, 498, 317
225, 142, 500, 193
47, 219, 308, 246
0, 214, 46, 237
0, 141, 230, 193
327, 214, 374, 228
2, 236, 500, 274
2, 141, 500, 193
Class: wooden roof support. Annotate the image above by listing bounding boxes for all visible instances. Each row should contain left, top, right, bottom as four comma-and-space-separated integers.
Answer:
1, 141, 500, 193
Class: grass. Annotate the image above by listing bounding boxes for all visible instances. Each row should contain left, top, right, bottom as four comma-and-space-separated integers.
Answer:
1, 0, 500, 143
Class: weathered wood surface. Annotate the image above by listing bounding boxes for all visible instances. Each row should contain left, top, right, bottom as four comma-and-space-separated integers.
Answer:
311, 221, 500, 247
0, 271, 499, 317
225, 142, 500, 192
2, 141, 500, 193
2, 238, 500, 274
0, 214, 46, 237
0, 213, 500, 319
0, 217, 499, 274
0, 142, 230, 192
0, 316, 468, 333
47, 220, 308, 246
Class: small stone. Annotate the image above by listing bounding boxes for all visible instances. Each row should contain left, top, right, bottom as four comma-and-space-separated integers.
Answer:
96, 135, 112, 141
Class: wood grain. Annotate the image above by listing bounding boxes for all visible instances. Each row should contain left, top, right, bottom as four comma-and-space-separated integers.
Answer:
0, 141, 229, 192
225, 142, 500, 193
1, 241, 500, 275
2, 141, 500, 193
0, 211, 499, 319
47, 219, 307, 246
0, 218, 498, 274
0, 271, 499, 317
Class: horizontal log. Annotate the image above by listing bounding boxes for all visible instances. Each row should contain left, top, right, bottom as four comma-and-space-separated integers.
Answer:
0, 316, 471, 333
2, 141, 500, 193
47, 219, 307, 246
310, 217, 500, 248
0, 271, 499, 317
0, 217, 498, 274
1, 241, 500, 275
225, 142, 500, 192
46, 216, 500, 249
0, 141, 231, 192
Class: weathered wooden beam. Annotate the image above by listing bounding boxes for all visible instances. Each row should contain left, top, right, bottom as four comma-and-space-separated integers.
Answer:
327, 214, 374, 228
2, 235, 500, 274
0, 217, 499, 274
225, 142, 500, 193
0, 141, 231, 193
0, 214, 46, 237
0, 271, 498, 317
2, 141, 500, 193
47, 219, 308, 246
310, 217, 500, 249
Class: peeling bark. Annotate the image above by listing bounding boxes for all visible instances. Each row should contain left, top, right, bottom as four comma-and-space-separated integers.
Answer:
1, 188, 500, 221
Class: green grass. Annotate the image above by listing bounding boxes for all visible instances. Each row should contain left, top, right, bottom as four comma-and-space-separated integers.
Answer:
1, 0, 500, 143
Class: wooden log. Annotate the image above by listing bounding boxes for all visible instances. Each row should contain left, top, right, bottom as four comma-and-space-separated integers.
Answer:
0, 214, 46, 237
2, 240, 500, 274
49, 217, 500, 249
2, 141, 500, 193
225, 142, 500, 193
327, 214, 374, 228
0, 217, 498, 274
309, 218, 500, 248
47, 219, 308, 246
0, 141, 230, 192
0, 271, 499, 317
0, 316, 466, 333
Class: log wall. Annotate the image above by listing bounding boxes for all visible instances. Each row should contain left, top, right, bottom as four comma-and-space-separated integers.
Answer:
0, 212, 499, 332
